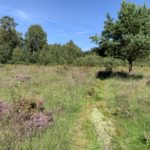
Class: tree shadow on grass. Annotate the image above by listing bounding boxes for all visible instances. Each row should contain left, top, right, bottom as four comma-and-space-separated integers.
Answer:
96, 70, 143, 80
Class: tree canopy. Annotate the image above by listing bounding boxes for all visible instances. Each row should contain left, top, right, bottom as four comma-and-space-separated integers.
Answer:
0, 16, 17, 32
91, 1, 150, 73
25, 25, 47, 53
0, 16, 20, 63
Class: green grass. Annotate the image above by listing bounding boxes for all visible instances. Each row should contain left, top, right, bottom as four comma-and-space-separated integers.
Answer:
0, 65, 98, 150
0, 65, 150, 150
92, 67, 150, 150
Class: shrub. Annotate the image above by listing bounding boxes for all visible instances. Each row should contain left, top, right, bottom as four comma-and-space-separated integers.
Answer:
75, 54, 101, 66
0, 98, 53, 143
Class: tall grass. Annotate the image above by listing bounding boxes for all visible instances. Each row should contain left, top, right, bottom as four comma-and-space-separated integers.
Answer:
93, 67, 150, 150
0, 65, 150, 149
0, 65, 97, 150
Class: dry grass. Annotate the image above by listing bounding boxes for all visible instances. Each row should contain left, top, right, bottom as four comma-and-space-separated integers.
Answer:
0, 65, 98, 150
0, 65, 150, 150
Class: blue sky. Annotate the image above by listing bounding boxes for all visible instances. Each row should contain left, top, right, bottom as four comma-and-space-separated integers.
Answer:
0, 0, 149, 50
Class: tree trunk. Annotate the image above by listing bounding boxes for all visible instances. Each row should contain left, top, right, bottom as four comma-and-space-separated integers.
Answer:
128, 61, 132, 74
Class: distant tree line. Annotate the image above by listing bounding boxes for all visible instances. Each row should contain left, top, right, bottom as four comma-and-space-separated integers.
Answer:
0, 16, 84, 65
0, 15, 124, 67
1, 1, 150, 71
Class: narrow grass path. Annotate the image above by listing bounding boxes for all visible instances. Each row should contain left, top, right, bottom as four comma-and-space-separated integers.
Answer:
72, 68, 150, 150
71, 103, 115, 150
90, 108, 115, 150
71, 80, 116, 150
71, 103, 92, 150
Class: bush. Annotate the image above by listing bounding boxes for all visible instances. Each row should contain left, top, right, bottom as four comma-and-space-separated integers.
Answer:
75, 55, 126, 67
11, 48, 31, 64
75, 54, 101, 66
0, 44, 11, 63
39, 42, 82, 65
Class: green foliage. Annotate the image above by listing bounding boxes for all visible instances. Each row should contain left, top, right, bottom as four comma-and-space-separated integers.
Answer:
91, 1, 150, 73
38, 44, 51, 65
25, 24, 47, 63
39, 41, 82, 65
11, 47, 31, 64
75, 54, 102, 66
0, 16, 22, 63
0, 16, 17, 31
75, 54, 126, 67
11, 47, 23, 64
0, 44, 11, 63
0, 17, 82, 65
90, 47, 107, 57
38, 44, 66, 65
62, 40, 82, 64
102, 57, 127, 70
48, 44, 67, 65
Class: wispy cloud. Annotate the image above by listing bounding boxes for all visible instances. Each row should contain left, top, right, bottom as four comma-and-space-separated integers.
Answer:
0, 4, 29, 21
14, 10, 29, 20
37, 16, 81, 30
75, 31, 90, 35
0, 4, 85, 31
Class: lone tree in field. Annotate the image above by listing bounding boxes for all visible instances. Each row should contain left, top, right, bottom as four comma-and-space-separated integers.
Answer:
91, 1, 150, 73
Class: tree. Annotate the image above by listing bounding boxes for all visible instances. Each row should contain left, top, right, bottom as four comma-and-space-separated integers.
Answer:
38, 44, 51, 65
91, 1, 150, 73
25, 24, 47, 62
0, 16, 17, 31
11, 47, 23, 64
0, 44, 11, 63
38, 41, 82, 65
90, 47, 107, 57
0, 16, 20, 63
62, 40, 82, 64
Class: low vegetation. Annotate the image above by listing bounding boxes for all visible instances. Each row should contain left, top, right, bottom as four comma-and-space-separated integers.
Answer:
0, 65, 150, 149
0, 65, 98, 149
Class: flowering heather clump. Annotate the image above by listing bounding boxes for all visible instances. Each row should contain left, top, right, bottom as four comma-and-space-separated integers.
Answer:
25, 112, 53, 128
0, 98, 53, 140
14, 98, 45, 113
13, 98, 53, 129
0, 101, 11, 118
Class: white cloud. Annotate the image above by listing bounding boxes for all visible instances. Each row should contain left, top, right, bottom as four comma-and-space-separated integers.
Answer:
40, 17, 80, 30
14, 10, 29, 20
75, 31, 89, 35
0, 4, 29, 21
0, 4, 86, 31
